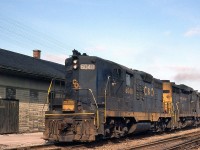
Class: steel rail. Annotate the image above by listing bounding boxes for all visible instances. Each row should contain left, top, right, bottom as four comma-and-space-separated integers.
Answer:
167, 135, 200, 150
123, 130, 200, 150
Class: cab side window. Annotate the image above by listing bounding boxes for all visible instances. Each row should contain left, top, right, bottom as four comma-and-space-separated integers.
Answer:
126, 73, 131, 86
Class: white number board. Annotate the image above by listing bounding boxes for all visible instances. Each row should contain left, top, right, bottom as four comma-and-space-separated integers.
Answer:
80, 64, 95, 70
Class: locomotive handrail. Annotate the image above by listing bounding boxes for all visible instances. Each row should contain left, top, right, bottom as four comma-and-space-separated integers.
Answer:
176, 102, 179, 114
104, 76, 111, 123
72, 88, 98, 109
42, 79, 53, 112
73, 88, 100, 129
42, 78, 65, 112
88, 89, 99, 109
88, 88, 100, 129
47, 79, 53, 103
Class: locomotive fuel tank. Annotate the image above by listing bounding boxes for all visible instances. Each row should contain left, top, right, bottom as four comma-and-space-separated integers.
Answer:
128, 122, 151, 134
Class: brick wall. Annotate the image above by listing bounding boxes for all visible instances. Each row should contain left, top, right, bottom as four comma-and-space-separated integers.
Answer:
17, 89, 48, 132
0, 74, 63, 133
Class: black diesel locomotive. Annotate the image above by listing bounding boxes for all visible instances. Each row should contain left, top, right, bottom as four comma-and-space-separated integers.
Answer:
43, 50, 200, 142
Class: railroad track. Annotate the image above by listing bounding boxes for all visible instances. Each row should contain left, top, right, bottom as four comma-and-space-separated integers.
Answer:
123, 129, 200, 150
167, 135, 200, 150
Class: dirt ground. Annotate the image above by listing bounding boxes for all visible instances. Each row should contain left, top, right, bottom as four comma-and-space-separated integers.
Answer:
0, 132, 46, 150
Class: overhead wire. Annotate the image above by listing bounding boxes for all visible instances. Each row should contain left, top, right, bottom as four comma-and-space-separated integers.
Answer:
0, 18, 66, 51
0, 15, 77, 60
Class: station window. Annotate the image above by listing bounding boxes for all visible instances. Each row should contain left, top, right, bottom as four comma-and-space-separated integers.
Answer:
30, 90, 39, 102
6, 87, 16, 99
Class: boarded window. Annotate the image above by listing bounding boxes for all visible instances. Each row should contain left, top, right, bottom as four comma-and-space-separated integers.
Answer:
6, 87, 16, 99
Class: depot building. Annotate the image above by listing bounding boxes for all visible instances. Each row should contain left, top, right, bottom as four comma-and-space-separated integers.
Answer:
0, 48, 65, 133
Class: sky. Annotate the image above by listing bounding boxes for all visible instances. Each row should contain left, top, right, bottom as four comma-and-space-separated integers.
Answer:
0, 0, 200, 90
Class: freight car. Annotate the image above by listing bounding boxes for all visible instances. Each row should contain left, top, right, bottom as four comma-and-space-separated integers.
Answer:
43, 50, 200, 142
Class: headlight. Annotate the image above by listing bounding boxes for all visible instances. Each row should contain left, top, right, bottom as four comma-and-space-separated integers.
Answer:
73, 64, 78, 69
73, 59, 78, 64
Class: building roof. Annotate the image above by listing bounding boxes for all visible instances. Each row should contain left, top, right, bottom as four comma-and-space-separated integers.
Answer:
0, 48, 65, 80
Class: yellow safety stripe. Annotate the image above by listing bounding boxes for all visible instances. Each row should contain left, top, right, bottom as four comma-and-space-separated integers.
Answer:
45, 113, 95, 116
48, 79, 53, 95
